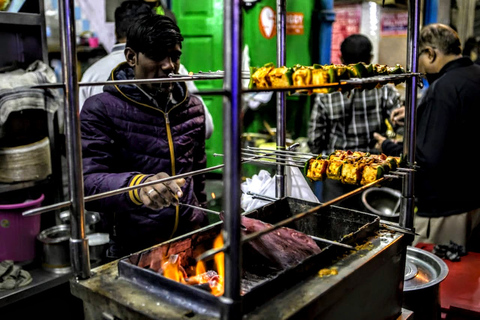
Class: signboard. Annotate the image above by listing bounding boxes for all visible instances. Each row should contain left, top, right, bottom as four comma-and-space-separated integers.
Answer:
259, 6, 276, 39
330, 4, 362, 64
381, 12, 408, 36
259, 7, 305, 39
286, 12, 304, 35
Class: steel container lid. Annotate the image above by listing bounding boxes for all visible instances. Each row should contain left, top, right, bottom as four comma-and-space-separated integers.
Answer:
404, 246, 449, 291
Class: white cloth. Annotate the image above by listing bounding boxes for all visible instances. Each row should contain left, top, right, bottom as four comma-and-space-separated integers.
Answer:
79, 43, 214, 139
241, 167, 319, 213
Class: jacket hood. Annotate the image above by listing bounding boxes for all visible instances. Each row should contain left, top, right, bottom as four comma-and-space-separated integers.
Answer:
104, 61, 188, 109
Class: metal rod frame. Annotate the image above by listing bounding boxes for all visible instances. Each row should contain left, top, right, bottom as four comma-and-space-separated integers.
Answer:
222, 0, 243, 318
400, 0, 420, 230
58, 0, 90, 279
275, 0, 287, 198
32, 73, 417, 94
51, 0, 419, 315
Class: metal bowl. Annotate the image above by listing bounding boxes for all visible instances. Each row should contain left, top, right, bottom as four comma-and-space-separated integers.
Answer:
362, 187, 401, 219
403, 246, 449, 319
404, 246, 449, 291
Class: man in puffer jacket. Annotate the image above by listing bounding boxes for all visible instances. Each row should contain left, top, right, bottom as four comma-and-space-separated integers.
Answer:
81, 14, 207, 259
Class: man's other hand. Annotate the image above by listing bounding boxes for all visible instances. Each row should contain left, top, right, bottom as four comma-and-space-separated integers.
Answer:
373, 132, 387, 152
391, 106, 405, 126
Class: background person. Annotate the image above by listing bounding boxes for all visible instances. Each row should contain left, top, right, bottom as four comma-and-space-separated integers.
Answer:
81, 14, 208, 259
307, 34, 401, 209
79, 0, 214, 138
374, 23, 480, 249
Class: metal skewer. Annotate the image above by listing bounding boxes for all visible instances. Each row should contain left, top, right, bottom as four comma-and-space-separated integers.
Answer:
196, 177, 387, 262
240, 151, 312, 162
379, 219, 418, 236
245, 146, 319, 158
309, 236, 354, 250
214, 153, 305, 169
23, 152, 272, 217
179, 203, 220, 215
246, 192, 278, 202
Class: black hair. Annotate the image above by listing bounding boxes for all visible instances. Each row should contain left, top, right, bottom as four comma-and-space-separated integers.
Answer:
126, 14, 184, 61
340, 34, 372, 64
114, 1, 153, 41
419, 23, 462, 55
463, 37, 478, 57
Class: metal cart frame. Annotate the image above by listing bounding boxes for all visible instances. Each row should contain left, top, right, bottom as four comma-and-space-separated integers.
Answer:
38, 0, 420, 318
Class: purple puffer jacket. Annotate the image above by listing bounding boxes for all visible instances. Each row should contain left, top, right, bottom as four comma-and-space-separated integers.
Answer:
81, 62, 207, 255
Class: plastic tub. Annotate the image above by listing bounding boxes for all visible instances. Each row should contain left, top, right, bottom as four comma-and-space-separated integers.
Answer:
0, 194, 44, 262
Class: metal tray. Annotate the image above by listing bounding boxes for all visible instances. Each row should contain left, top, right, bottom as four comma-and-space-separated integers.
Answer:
117, 197, 380, 317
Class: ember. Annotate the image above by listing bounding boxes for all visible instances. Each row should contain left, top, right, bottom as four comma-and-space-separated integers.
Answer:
160, 234, 225, 296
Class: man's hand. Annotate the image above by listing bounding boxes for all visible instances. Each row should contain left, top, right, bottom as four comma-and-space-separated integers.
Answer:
373, 132, 387, 152
139, 172, 186, 210
390, 106, 405, 126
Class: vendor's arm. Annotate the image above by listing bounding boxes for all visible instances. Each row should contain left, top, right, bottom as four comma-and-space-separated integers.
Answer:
80, 96, 182, 212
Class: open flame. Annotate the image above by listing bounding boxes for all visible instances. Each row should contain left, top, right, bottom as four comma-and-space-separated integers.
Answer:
211, 192, 216, 200
162, 233, 224, 296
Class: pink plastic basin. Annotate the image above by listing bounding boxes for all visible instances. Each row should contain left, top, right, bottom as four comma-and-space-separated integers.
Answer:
0, 194, 44, 262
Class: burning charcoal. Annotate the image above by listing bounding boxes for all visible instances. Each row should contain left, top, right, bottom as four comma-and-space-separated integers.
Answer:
160, 254, 187, 280
185, 270, 219, 285
239, 216, 322, 271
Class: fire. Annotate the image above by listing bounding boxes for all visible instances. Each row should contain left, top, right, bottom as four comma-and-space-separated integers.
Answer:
211, 192, 216, 199
162, 254, 186, 283
210, 233, 224, 296
161, 233, 225, 296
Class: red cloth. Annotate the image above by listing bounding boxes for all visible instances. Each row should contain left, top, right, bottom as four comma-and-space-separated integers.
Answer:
415, 243, 480, 318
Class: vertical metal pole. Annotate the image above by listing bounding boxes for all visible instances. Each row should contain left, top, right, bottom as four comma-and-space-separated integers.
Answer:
58, 0, 90, 278
275, 0, 287, 198
222, 0, 242, 318
399, 0, 420, 230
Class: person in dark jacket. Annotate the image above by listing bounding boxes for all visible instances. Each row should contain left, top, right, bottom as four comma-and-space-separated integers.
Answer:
81, 14, 208, 259
373, 23, 480, 248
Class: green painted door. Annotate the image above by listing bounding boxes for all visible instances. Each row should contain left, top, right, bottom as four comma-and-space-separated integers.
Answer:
173, 0, 316, 176
172, 0, 224, 170
243, 0, 314, 139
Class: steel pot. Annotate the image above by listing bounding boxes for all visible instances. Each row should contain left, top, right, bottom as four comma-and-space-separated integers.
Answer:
403, 246, 449, 320
362, 187, 401, 221
37, 224, 71, 274
87, 232, 109, 267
